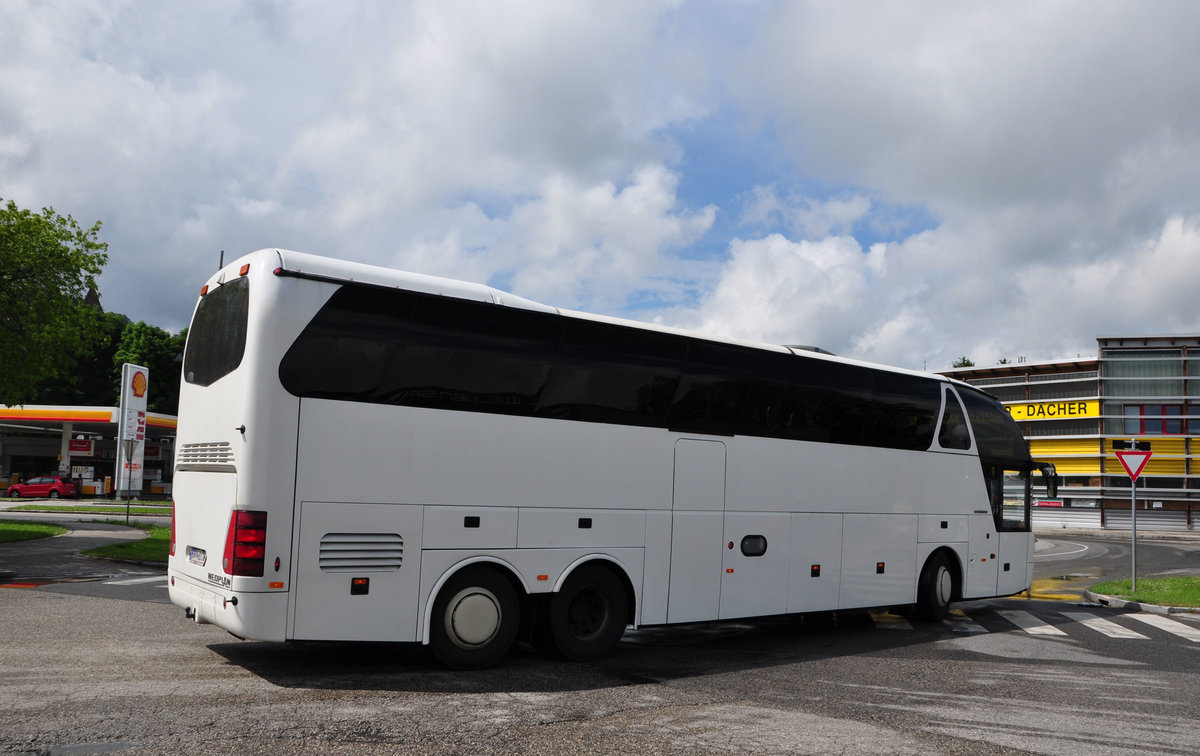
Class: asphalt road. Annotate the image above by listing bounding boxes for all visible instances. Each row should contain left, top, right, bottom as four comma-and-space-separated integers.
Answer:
2, 523, 1200, 754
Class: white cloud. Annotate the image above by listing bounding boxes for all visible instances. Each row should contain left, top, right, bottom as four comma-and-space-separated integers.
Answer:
685, 233, 873, 348
740, 186, 872, 239
385, 165, 716, 313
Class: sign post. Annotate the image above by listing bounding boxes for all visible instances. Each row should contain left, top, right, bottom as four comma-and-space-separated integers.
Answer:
117, 364, 149, 525
1113, 440, 1152, 592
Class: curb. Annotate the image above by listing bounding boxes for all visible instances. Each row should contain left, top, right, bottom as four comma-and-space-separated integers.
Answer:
1085, 589, 1200, 616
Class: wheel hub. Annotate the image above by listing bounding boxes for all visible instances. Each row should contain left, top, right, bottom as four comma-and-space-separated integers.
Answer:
446, 588, 501, 648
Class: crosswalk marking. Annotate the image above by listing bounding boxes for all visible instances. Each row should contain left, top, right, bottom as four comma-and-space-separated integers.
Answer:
1124, 613, 1200, 642
996, 609, 1068, 636
1060, 611, 1149, 639
103, 575, 166, 586
941, 609, 988, 633
869, 610, 912, 630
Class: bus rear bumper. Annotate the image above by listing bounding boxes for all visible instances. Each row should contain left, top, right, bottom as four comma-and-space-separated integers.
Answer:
168, 572, 288, 642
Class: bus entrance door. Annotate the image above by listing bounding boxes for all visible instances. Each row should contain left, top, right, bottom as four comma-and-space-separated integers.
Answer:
667, 439, 726, 624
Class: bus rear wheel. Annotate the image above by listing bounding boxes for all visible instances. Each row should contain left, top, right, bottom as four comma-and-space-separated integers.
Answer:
914, 552, 955, 621
547, 564, 628, 662
429, 567, 520, 670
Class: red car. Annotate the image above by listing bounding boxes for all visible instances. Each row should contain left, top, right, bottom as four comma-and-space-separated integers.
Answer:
6, 475, 81, 499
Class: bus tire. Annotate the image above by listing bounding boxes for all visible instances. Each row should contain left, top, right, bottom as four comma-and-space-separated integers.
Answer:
547, 563, 628, 662
428, 567, 520, 670
915, 552, 955, 621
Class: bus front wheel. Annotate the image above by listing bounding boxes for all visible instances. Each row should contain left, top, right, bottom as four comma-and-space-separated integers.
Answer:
428, 567, 520, 670
547, 564, 628, 662
915, 552, 955, 621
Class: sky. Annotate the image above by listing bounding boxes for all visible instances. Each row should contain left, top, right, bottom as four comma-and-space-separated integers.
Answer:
4, 0, 1200, 372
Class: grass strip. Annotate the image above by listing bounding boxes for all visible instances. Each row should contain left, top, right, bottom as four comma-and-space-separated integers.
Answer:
7, 504, 170, 515
83, 521, 170, 564
1091, 576, 1200, 608
0, 519, 69, 543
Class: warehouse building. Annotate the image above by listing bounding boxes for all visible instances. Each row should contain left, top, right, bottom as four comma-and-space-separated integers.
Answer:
942, 335, 1199, 530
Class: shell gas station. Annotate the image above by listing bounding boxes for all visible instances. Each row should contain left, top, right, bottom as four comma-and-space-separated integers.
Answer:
0, 405, 177, 498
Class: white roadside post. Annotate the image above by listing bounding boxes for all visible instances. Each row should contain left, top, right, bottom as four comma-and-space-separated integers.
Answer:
1113, 440, 1152, 593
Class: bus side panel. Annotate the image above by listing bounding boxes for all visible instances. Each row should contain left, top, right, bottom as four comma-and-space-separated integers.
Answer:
838, 514, 918, 609
965, 514, 999, 598
995, 530, 1033, 596
640, 510, 672, 625
291, 501, 424, 642
666, 511, 723, 623
725, 437, 982, 516
786, 513, 843, 613
292, 400, 673, 512
719, 512, 790, 619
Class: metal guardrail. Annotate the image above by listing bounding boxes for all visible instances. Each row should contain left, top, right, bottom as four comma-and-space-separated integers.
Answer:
1032, 508, 1102, 529
1102, 509, 1191, 532
1034, 507, 1192, 530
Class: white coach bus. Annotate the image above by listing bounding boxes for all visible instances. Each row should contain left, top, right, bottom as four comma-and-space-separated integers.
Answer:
168, 249, 1054, 669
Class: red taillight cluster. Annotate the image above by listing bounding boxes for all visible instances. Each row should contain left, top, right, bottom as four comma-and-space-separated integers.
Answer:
169, 503, 176, 557
222, 510, 267, 577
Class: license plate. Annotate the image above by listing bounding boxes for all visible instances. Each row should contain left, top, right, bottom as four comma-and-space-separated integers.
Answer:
187, 546, 207, 567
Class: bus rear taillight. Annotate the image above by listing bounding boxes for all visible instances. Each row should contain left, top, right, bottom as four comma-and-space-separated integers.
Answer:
223, 510, 267, 577
170, 503, 176, 557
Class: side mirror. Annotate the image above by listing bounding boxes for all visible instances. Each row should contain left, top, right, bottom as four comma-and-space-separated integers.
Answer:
1039, 463, 1058, 499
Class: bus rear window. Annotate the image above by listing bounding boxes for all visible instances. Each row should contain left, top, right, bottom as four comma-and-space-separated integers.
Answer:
184, 276, 249, 386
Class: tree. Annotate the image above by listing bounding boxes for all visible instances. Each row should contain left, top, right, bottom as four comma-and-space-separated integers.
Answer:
0, 199, 109, 406
951, 356, 975, 368
32, 311, 131, 406
113, 321, 187, 414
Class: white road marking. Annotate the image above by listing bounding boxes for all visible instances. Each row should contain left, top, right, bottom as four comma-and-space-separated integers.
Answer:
996, 609, 1068, 636
941, 609, 988, 633
1060, 611, 1149, 639
103, 575, 166, 586
1124, 613, 1200, 642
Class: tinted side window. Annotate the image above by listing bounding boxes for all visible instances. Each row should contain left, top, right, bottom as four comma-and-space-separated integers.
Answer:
960, 388, 1030, 464
280, 286, 562, 416
184, 276, 249, 387
938, 389, 972, 450
379, 295, 562, 415
865, 373, 940, 451
538, 320, 684, 426
279, 283, 941, 452
279, 286, 412, 399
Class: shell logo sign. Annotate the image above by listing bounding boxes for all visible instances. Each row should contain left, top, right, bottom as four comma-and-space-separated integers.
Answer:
131, 370, 148, 398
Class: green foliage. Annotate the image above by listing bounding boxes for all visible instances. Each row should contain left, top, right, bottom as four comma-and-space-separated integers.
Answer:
32, 311, 131, 406
1090, 577, 1200, 608
951, 356, 975, 368
0, 519, 69, 543
113, 321, 187, 414
0, 198, 110, 407
83, 522, 170, 563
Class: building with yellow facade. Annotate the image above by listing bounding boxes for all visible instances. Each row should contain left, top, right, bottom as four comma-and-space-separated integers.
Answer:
942, 335, 1198, 531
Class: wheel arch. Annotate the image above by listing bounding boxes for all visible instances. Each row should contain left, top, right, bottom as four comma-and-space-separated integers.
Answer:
923, 545, 964, 601
420, 556, 529, 645
553, 554, 637, 628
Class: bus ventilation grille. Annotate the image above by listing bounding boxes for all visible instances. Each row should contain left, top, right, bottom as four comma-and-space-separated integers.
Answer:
177, 441, 235, 471
318, 533, 404, 572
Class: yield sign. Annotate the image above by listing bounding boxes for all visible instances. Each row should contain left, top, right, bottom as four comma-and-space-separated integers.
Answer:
1115, 450, 1152, 481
